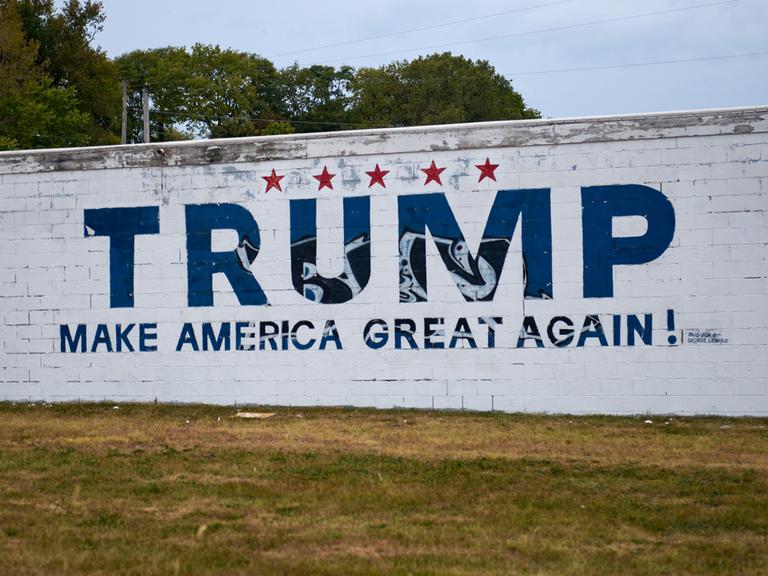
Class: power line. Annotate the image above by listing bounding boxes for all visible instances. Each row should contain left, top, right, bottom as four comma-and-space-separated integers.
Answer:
268, 0, 575, 59
507, 50, 768, 76
0, 125, 89, 143
149, 110, 388, 128
127, 107, 390, 129
115, 0, 750, 83
313, 0, 747, 65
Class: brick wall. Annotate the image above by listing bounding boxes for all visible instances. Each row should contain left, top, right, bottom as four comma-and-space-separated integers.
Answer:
1, 107, 766, 414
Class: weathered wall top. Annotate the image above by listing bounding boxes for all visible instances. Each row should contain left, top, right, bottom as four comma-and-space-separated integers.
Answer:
1, 106, 766, 175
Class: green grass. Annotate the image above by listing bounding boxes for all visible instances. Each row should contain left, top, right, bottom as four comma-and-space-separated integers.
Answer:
0, 403, 767, 575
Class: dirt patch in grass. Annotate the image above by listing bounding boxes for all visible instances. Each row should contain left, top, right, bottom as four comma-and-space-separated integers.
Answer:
0, 403, 766, 575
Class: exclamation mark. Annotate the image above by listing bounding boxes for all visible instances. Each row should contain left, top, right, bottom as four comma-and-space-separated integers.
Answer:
667, 309, 678, 345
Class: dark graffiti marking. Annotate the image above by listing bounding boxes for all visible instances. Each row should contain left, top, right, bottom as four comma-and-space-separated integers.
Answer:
290, 196, 371, 304
397, 189, 553, 303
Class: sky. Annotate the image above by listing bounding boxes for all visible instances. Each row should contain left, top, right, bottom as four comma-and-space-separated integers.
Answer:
92, 0, 767, 119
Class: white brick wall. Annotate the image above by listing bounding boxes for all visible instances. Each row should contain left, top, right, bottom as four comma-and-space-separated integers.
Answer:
1, 107, 767, 414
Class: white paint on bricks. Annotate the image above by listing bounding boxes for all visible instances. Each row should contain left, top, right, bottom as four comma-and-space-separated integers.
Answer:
1, 107, 767, 414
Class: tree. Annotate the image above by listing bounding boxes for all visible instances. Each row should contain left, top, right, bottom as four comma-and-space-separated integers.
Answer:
4, 0, 542, 149
10, 0, 121, 144
111, 50, 542, 141
186, 44, 285, 138
0, 0, 90, 150
115, 47, 192, 143
261, 121, 295, 136
350, 52, 539, 127
116, 44, 291, 141
280, 64, 356, 132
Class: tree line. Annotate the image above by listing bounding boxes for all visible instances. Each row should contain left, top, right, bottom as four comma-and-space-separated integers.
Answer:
0, 0, 539, 151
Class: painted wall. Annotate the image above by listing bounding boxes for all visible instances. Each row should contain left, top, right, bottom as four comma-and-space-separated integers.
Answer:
1, 107, 767, 414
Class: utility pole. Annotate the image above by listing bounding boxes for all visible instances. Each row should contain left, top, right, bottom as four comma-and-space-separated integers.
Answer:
142, 87, 150, 144
121, 80, 128, 145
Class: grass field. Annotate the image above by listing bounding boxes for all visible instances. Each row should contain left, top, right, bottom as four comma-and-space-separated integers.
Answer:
0, 403, 767, 575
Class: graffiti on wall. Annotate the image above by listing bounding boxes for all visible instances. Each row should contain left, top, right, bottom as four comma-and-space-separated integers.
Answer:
81, 184, 674, 306
290, 196, 371, 304
69, 159, 679, 355
398, 190, 553, 302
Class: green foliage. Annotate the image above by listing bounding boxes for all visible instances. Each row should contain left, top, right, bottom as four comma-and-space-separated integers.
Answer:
12, 0, 121, 144
0, 136, 20, 150
261, 121, 296, 136
186, 44, 283, 139
114, 47, 191, 142
116, 45, 285, 141
280, 64, 356, 132
0, 81, 91, 149
0, 0, 91, 150
114, 50, 538, 141
351, 52, 539, 127
0, 0, 39, 92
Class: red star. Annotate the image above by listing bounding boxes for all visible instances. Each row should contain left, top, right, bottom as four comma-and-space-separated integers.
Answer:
365, 164, 389, 188
262, 169, 284, 193
313, 166, 336, 190
476, 158, 499, 182
421, 160, 446, 186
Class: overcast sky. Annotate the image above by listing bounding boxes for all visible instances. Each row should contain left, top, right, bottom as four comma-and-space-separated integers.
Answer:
93, 0, 767, 118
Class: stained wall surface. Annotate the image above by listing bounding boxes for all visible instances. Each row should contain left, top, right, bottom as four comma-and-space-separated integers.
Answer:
1, 107, 767, 414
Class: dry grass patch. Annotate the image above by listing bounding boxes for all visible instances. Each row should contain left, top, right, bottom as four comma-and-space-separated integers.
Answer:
0, 402, 766, 575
